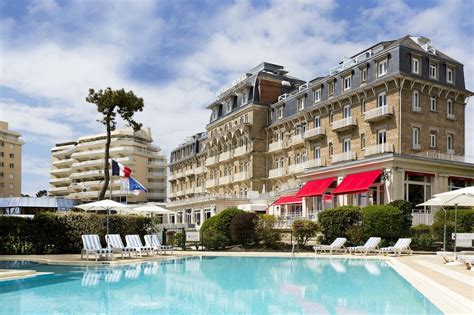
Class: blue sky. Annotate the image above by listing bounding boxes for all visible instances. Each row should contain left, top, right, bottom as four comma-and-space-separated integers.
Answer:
0, 0, 473, 195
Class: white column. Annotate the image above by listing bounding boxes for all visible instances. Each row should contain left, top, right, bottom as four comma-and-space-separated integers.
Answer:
190, 209, 195, 224
302, 198, 308, 218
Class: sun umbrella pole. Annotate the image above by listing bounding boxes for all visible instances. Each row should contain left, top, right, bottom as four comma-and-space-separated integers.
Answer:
443, 207, 447, 252
453, 204, 457, 257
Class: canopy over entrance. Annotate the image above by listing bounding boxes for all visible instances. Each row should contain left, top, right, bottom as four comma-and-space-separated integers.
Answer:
296, 177, 337, 197
333, 169, 383, 195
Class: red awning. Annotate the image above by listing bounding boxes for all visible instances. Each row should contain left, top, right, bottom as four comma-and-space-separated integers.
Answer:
333, 169, 383, 195
296, 177, 337, 197
273, 195, 302, 205
449, 176, 474, 182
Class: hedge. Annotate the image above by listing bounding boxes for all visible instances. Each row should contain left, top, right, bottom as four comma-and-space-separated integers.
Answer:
318, 206, 362, 242
362, 205, 403, 241
388, 199, 413, 234
230, 213, 257, 245
0, 212, 151, 254
255, 215, 281, 249
200, 207, 245, 249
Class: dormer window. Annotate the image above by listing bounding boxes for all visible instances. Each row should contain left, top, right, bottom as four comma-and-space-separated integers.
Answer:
225, 101, 232, 114
277, 107, 283, 119
360, 67, 367, 83
411, 57, 420, 75
343, 75, 351, 91
298, 97, 305, 110
313, 88, 321, 103
378, 59, 388, 77
328, 81, 335, 97
241, 91, 248, 106
211, 108, 218, 121
429, 62, 438, 80
446, 66, 454, 84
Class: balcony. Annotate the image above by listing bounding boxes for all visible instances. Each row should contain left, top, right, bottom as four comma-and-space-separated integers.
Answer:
219, 151, 231, 162
194, 166, 206, 175
185, 169, 194, 176
185, 188, 194, 195
49, 186, 69, 193
205, 156, 218, 166
288, 163, 304, 174
149, 160, 166, 168
194, 186, 205, 194
175, 171, 184, 179
233, 172, 248, 182
290, 135, 304, 146
269, 141, 284, 153
205, 179, 217, 188
49, 177, 72, 185
149, 182, 166, 189
234, 146, 248, 157
168, 173, 176, 181
147, 192, 165, 199
447, 149, 455, 155
364, 105, 393, 122
50, 168, 72, 176
331, 151, 356, 163
218, 175, 231, 185
304, 127, 325, 140
365, 143, 393, 156
447, 113, 455, 120
304, 158, 323, 169
268, 168, 286, 179
70, 169, 103, 179
52, 158, 74, 167
331, 117, 357, 132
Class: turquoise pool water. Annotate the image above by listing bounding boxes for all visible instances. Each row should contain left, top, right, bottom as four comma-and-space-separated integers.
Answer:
0, 257, 441, 314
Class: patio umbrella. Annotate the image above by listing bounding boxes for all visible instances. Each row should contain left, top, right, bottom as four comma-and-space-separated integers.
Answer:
132, 204, 175, 215
76, 200, 130, 235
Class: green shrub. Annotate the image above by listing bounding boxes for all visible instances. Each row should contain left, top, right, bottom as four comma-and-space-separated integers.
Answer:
434, 208, 474, 232
230, 213, 257, 245
362, 205, 402, 241
292, 219, 318, 247
202, 227, 229, 250
200, 208, 244, 249
318, 206, 362, 242
346, 224, 365, 246
214, 208, 245, 241
411, 234, 437, 251
255, 215, 281, 249
388, 199, 413, 234
410, 224, 432, 237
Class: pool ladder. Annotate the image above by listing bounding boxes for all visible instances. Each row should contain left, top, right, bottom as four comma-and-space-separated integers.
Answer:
291, 242, 297, 258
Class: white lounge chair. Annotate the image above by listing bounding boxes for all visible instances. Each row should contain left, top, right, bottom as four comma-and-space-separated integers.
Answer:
348, 237, 381, 255
144, 234, 173, 255
125, 235, 155, 256
379, 238, 413, 256
81, 234, 113, 261
106, 234, 139, 258
313, 237, 347, 254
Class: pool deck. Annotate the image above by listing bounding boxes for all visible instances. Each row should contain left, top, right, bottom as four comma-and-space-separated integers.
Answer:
1, 252, 472, 314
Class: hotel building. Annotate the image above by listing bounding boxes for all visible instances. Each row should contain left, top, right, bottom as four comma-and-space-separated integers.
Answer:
49, 127, 167, 203
0, 121, 23, 197
168, 35, 473, 227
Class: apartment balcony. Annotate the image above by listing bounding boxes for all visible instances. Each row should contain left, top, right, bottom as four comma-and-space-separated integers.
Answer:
447, 149, 455, 155
447, 113, 455, 120
149, 182, 166, 189
185, 188, 194, 195
331, 151, 356, 163
219, 151, 232, 162
365, 143, 393, 156
51, 167, 72, 176
149, 160, 166, 168
304, 158, 323, 169
71, 146, 134, 160
49, 177, 72, 185
175, 171, 185, 179
269, 141, 284, 153
234, 146, 248, 157
176, 191, 184, 197
304, 127, 325, 140
331, 117, 357, 132
168, 173, 176, 181
412, 151, 473, 163
147, 192, 166, 200
194, 186, 205, 194
194, 166, 206, 175
205, 156, 218, 166
149, 171, 165, 178
364, 105, 393, 123
184, 169, 194, 176
290, 135, 304, 146
70, 169, 103, 179
233, 172, 249, 182
218, 175, 231, 185
288, 163, 304, 174
49, 186, 69, 194
52, 158, 74, 167
268, 168, 286, 179
205, 179, 217, 188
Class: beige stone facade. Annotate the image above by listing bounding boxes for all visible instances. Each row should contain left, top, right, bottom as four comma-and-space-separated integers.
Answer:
0, 122, 23, 197
49, 127, 166, 203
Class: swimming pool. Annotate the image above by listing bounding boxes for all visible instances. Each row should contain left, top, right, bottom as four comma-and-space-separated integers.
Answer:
0, 257, 441, 314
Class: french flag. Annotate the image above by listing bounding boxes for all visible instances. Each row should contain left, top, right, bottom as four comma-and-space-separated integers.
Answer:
112, 160, 132, 177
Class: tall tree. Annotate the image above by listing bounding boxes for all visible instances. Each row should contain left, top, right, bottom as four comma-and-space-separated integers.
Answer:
86, 88, 144, 200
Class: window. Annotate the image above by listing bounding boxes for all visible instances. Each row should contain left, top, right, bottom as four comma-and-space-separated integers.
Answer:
378, 59, 387, 77
9, 153, 14, 158
343, 105, 351, 119
360, 67, 367, 83
446, 67, 454, 84
378, 92, 387, 107
313, 88, 321, 103
404, 173, 433, 212
411, 57, 420, 74
377, 129, 387, 144
9, 184, 13, 189
429, 130, 437, 148
314, 147, 321, 159
447, 133, 454, 153
343, 75, 351, 91
241, 91, 248, 105
429, 63, 438, 79
298, 97, 305, 110
361, 98, 366, 113
9, 174, 13, 179
329, 110, 334, 124
295, 125, 301, 136
277, 107, 283, 119
328, 142, 334, 156
301, 122, 307, 134
447, 99, 454, 118
430, 95, 437, 111
314, 116, 321, 128
412, 90, 420, 111
412, 127, 420, 149
360, 133, 366, 149
328, 81, 335, 97
211, 108, 218, 121
9, 163, 14, 169
225, 102, 232, 114
343, 138, 351, 153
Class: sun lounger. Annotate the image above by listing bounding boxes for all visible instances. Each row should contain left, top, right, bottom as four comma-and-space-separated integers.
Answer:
379, 238, 413, 256
348, 237, 381, 255
125, 235, 155, 256
106, 234, 139, 258
313, 237, 347, 254
81, 269, 101, 287
144, 234, 173, 255
124, 265, 141, 279
81, 234, 113, 261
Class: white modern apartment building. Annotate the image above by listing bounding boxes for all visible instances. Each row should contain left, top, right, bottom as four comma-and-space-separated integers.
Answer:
49, 127, 167, 203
